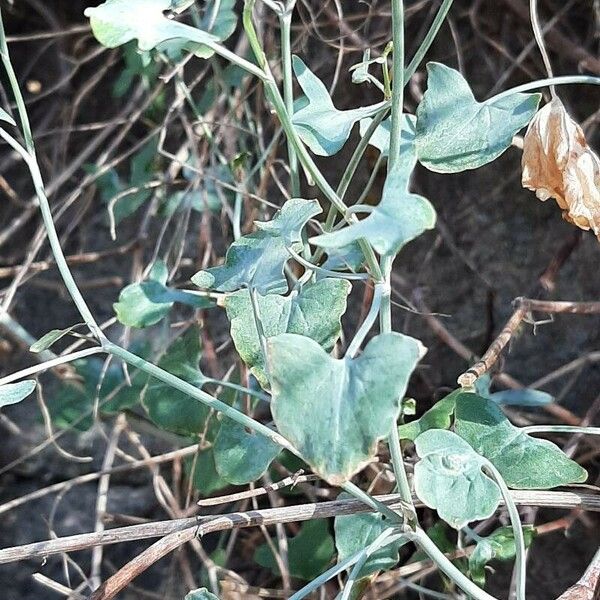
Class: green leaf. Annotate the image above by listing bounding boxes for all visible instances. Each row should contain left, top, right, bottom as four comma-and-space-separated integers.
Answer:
84, 0, 218, 52
185, 589, 219, 600
114, 260, 212, 328
397, 389, 463, 441
0, 381, 36, 408
30, 324, 82, 353
320, 242, 365, 274
254, 519, 335, 580
0, 107, 16, 127
489, 389, 553, 407
469, 525, 536, 587
292, 56, 385, 156
311, 169, 436, 257
414, 429, 501, 529
225, 278, 350, 389
415, 62, 541, 173
187, 447, 230, 497
454, 394, 587, 489
335, 495, 406, 577
268, 332, 425, 484
142, 327, 210, 436
192, 198, 321, 295
47, 353, 149, 430
213, 419, 280, 485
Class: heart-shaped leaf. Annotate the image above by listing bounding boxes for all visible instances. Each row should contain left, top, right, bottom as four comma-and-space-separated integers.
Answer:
114, 261, 212, 328
292, 56, 386, 156
0, 380, 37, 408
468, 525, 536, 587
311, 169, 436, 257
414, 429, 502, 529
84, 0, 218, 52
415, 63, 540, 173
142, 327, 210, 436
268, 332, 425, 484
213, 420, 281, 485
192, 198, 321, 295
454, 394, 587, 489
225, 278, 350, 389
335, 494, 407, 577
254, 519, 335, 580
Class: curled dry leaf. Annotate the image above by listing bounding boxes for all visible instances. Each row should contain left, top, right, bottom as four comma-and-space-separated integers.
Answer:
522, 97, 600, 240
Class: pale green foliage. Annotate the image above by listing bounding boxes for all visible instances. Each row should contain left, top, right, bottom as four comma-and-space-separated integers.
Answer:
454, 394, 587, 488
0, 381, 36, 408
224, 278, 350, 389
142, 327, 210, 435
358, 114, 414, 157
335, 495, 406, 577
192, 199, 321, 295
469, 525, 536, 587
84, 0, 217, 51
213, 419, 280, 485
292, 56, 385, 156
415, 62, 541, 172
414, 429, 502, 529
114, 260, 211, 328
311, 169, 436, 257
311, 116, 436, 256
30, 325, 81, 353
268, 332, 425, 484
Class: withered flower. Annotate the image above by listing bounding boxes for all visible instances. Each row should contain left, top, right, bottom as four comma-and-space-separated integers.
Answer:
522, 97, 600, 240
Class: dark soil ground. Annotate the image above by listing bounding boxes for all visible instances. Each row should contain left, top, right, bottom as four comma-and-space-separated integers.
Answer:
0, 0, 598, 598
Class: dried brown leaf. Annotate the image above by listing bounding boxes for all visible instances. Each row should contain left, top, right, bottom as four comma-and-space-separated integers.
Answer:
522, 97, 600, 240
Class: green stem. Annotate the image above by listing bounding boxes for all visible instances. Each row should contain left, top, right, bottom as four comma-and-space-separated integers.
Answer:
0, 13, 104, 341
0, 347, 103, 387
485, 461, 527, 600
410, 527, 501, 600
279, 4, 300, 197
388, 0, 405, 174
105, 341, 291, 449
489, 75, 600, 102
404, 0, 454, 81
346, 283, 384, 358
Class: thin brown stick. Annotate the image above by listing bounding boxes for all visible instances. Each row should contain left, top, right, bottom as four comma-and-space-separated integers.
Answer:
516, 298, 600, 315
458, 305, 527, 387
1, 490, 598, 566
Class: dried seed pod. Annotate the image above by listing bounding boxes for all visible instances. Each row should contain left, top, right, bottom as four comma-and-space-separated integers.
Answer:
522, 97, 600, 240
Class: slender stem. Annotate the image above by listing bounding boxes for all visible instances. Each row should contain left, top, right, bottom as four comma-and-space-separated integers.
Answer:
522, 425, 600, 436
404, 0, 454, 81
346, 283, 384, 358
409, 528, 500, 600
388, 0, 406, 174
485, 461, 527, 600
203, 377, 270, 403
0, 347, 103, 387
530, 0, 556, 97
287, 247, 368, 281
340, 529, 399, 600
104, 341, 293, 450
279, 5, 300, 197
0, 13, 104, 341
489, 75, 600, 102
337, 107, 389, 200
